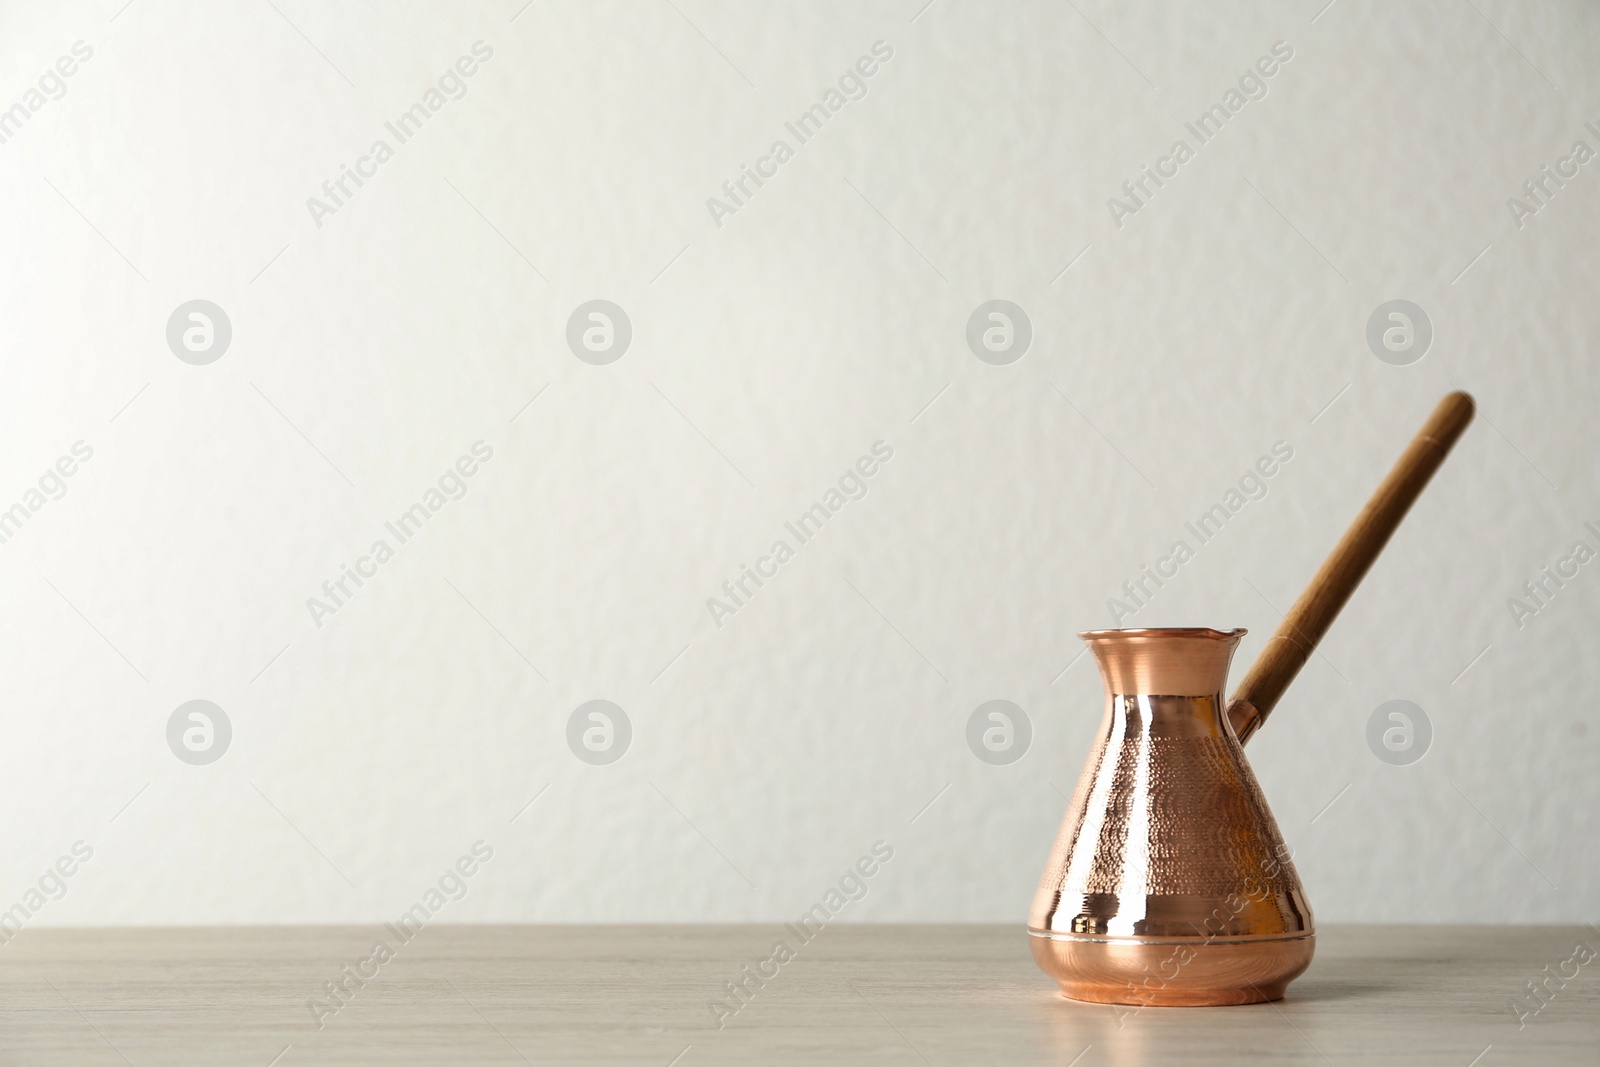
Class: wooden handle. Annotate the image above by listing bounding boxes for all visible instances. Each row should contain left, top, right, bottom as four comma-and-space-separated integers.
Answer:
1227, 391, 1475, 744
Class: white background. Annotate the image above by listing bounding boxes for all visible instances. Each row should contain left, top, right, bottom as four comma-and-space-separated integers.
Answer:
0, 0, 1595, 927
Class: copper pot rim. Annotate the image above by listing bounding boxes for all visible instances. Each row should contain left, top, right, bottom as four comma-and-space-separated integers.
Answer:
1078, 627, 1247, 641
1076, 628, 1247, 694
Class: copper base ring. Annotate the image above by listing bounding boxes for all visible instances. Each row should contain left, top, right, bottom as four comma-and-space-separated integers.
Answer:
1028, 929, 1315, 1007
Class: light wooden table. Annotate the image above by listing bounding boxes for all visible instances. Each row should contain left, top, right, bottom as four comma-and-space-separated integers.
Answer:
1, 925, 1594, 1064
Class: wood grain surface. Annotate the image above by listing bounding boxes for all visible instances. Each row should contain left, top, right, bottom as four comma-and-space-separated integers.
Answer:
0, 924, 1594, 1065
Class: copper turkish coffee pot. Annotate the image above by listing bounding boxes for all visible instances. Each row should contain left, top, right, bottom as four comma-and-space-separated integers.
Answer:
1030, 392, 1476, 1006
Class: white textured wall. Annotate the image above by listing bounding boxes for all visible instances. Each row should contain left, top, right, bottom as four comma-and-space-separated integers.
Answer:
0, 0, 1595, 928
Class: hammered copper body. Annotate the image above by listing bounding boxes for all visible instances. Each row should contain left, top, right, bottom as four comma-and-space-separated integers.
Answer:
1029, 628, 1313, 1006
